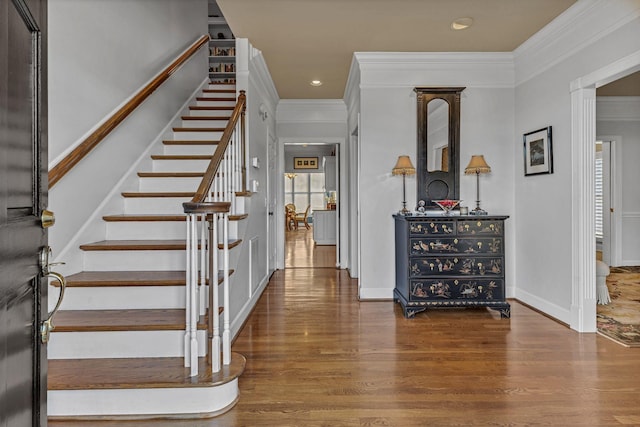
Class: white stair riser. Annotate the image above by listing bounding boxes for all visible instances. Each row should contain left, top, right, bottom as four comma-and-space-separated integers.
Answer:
152, 159, 210, 172
196, 99, 236, 107
83, 248, 239, 272
189, 108, 234, 117
106, 221, 187, 240
172, 130, 223, 140
139, 177, 202, 192
58, 286, 185, 310
163, 143, 217, 155
83, 250, 186, 271
48, 330, 206, 359
124, 197, 191, 214
106, 221, 239, 241
182, 119, 230, 127
48, 381, 239, 417
207, 84, 235, 90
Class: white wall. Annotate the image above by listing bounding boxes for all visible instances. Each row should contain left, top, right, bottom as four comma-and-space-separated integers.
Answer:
512, 0, 640, 323
348, 53, 516, 299
228, 40, 280, 337
48, 0, 207, 259
597, 97, 640, 265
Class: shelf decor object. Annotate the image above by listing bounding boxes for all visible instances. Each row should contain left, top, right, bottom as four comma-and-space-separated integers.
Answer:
523, 126, 553, 176
392, 155, 416, 214
434, 199, 461, 215
464, 155, 491, 215
293, 157, 318, 170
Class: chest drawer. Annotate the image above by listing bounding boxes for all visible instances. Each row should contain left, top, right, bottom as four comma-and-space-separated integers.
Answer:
457, 220, 503, 235
409, 221, 455, 236
409, 256, 503, 277
410, 237, 502, 255
410, 278, 505, 301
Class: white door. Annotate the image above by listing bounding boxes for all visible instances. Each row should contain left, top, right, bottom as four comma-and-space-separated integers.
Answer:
267, 131, 277, 273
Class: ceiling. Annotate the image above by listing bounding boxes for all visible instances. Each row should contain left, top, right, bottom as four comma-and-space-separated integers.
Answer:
217, 0, 578, 99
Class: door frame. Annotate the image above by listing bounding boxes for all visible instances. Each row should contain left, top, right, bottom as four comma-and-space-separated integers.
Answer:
570, 49, 640, 332
596, 137, 622, 266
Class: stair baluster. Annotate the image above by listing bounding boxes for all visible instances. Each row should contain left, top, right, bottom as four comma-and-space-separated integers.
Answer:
183, 90, 246, 376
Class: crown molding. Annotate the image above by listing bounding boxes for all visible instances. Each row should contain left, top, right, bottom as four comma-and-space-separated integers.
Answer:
352, 52, 514, 88
276, 99, 347, 124
596, 96, 640, 121
514, 0, 640, 86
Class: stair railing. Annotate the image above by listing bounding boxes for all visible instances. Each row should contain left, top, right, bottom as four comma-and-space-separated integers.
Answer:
182, 90, 246, 377
49, 35, 209, 188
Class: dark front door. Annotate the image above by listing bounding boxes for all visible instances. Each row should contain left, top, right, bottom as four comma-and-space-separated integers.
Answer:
0, 0, 48, 425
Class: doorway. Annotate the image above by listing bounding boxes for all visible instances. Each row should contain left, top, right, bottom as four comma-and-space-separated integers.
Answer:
283, 143, 338, 269
570, 50, 640, 332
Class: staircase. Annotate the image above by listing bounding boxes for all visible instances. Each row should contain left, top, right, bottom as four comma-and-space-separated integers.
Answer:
47, 83, 248, 419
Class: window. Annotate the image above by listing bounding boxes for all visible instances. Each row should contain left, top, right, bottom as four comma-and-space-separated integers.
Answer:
595, 145, 603, 240
284, 173, 326, 212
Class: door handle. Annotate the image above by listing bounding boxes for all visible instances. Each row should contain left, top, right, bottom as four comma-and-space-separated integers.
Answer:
40, 246, 66, 343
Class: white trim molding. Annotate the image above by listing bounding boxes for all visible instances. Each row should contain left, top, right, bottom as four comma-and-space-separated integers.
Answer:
515, 0, 640, 86
570, 48, 640, 332
596, 97, 640, 121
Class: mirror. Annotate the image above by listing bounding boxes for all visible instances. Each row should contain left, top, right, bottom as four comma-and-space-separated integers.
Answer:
426, 99, 449, 172
414, 87, 465, 207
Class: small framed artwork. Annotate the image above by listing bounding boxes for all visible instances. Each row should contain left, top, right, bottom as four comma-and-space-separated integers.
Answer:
293, 157, 318, 170
523, 126, 553, 176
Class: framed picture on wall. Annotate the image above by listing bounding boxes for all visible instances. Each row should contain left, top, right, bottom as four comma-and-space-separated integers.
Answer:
523, 126, 553, 176
293, 157, 318, 169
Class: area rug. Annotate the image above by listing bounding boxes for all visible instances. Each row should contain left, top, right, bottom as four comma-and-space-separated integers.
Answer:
596, 270, 640, 347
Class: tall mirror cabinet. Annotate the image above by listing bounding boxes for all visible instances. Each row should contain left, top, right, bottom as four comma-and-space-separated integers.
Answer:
393, 87, 510, 319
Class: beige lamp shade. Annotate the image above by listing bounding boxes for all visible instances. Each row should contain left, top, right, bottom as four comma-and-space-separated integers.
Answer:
464, 155, 491, 174
392, 155, 416, 175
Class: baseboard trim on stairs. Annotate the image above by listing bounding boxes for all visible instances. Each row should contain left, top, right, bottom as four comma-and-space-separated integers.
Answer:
48, 381, 239, 420
48, 353, 246, 419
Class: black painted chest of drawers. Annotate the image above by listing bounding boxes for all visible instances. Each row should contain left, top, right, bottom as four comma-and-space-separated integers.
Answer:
394, 214, 511, 318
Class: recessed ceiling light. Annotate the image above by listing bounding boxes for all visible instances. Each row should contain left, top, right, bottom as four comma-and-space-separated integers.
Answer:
451, 17, 473, 31
310, 80, 323, 86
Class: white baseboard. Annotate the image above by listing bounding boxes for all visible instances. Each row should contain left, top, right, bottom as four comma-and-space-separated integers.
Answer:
513, 287, 571, 325
358, 287, 393, 300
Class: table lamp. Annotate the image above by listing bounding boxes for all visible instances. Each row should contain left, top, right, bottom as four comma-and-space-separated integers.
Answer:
392, 155, 416, 214
464, 155, 491, 215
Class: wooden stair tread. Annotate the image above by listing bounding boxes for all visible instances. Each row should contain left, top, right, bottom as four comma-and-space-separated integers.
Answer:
203, 89, 235, 93
181, 115, 231, 120
229, 213, 248, 221
196, 97, 235, 102
150, 154, 213, 160
79, 239, 242, 251
48, 353, 246, 390
53, 309, 209, 332
189, 106, 234, 111
121, 191, 195, 198
172, 127, 226, 132
103, 214, 247, 222
137, 172, 204, 178
162, 140, 219, 145
51, 270, 234, 288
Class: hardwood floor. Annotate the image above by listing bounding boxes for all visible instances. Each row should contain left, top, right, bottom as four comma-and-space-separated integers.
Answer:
50, 244, 640, 426
285, 226, 336, 268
